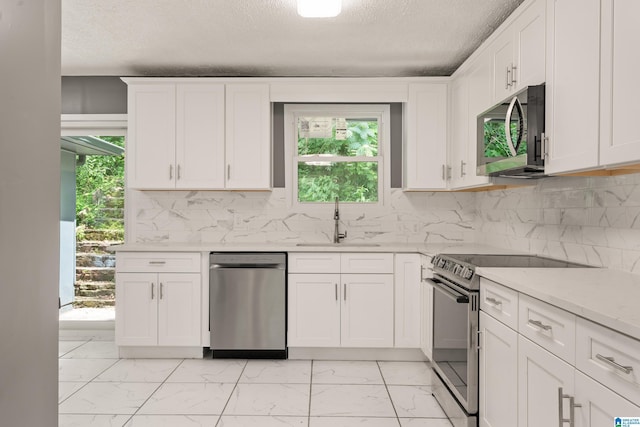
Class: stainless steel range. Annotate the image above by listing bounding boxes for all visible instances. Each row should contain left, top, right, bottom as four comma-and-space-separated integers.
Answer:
427, 253, 589, 427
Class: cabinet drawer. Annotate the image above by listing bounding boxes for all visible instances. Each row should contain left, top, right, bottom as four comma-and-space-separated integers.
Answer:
116, 252, 201, 273
518, 294, 575, 364
288, 253, 340, 273
340, 253, 393, 274
576, 317, 640, 406
480, 278, 519, 331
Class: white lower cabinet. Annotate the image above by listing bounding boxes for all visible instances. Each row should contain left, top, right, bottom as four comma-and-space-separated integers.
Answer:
574, 371, 640, 427
479, 311, 518, 427
116, 272, 201, 346
518, 334, 575, 427
287, 252, 394, 348
394, 254, 422, 348
115, 252, 202, 348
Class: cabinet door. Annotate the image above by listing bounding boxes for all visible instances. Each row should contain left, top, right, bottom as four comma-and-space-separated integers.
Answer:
115, 272, 158, 346
405, 83, 448, 190
575, 371, 640, 427
341, 274, 394, 348
288, 274, 341, 347
514, 0, 546, 90
518, 335, 575, 427
225, 84, 271, 190
544, 0, 600, 174
176, 84, 225, 189
479, 312, 518, 427
449, 76, 470, 189
394, 254, 421, 348
465, 54, 493, 188
420, 278, 433, 360
157, 273, 201, 346
599, 0, 640, 166
127, 84, 176, 189
492, 29, 516, 103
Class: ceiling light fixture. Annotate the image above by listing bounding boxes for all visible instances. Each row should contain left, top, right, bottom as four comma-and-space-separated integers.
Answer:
297, 0, 342, 18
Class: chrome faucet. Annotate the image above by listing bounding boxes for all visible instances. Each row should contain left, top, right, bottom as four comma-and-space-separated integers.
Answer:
333, 197, 347, 243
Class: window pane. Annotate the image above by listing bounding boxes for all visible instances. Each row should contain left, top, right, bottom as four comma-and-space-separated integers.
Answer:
297, 117, 378, 157
297, 162, 378, 203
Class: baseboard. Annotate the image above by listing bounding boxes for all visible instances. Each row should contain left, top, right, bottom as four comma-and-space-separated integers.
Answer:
287, 347, 427, 361
118, 346, 205, 359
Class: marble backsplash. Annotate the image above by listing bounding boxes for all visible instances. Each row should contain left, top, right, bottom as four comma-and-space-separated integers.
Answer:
130, 188, 477, 245
475, 173, 640, 273
130, 172, 640, 273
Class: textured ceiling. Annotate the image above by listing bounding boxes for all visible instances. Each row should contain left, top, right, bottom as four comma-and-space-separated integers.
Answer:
62, 0, 524, 77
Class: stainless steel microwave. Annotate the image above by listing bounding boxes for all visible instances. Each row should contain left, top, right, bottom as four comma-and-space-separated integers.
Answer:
477, 84, 545, 177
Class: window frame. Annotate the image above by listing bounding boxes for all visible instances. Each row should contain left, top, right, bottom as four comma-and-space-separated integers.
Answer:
284, 104, 391, 208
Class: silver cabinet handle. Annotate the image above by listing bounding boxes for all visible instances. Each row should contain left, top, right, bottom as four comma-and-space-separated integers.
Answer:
595, 354, 634, 374
169, 164, 173, 180
335, 283, 338, 301
460, 160, 466, 177
510, 65, 517, 86
160, 283, 164, 299
476, 330, 482, 350
441, 164, 445, 181
528, 319, 552, 331
151, 282, 155, 300
227, 164, 231, 180
486, 297, 502, 306
558, 387, 581, 427
446, 165, 452, 180
177, 164, 181, 180
506, 65, 511, 89
148, 261, 166, 265
542, 132, 550, 160
344, 284, 347, 301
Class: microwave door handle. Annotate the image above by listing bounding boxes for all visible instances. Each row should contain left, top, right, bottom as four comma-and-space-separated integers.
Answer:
504, 96, 520, 157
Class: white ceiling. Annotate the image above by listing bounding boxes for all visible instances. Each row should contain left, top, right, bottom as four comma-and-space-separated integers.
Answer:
62, 0, 524, 77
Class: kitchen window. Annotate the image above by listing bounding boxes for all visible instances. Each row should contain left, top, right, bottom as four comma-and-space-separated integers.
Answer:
284, 104, 390, 205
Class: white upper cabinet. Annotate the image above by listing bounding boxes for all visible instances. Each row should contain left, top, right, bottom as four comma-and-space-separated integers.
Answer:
599, 0, 640, 167
225, 83, 271, 190
544, 0, 601, 175
491, 0, 546, 103
127, 84, 177, 189
448, 76, 469, 189
125, 79, 271, 190
404, 83, 448, 190
176, 84, 226, 189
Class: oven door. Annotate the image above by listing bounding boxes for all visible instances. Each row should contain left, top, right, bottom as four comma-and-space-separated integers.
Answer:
430, 275, 479, 414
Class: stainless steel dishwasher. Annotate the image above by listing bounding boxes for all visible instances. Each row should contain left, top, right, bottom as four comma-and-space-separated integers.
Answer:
209, 252, 287, 358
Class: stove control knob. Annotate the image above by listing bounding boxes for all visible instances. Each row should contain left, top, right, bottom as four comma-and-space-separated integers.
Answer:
465, 269, 474, 280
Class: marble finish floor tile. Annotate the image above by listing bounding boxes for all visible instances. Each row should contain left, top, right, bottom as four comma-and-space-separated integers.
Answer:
95, 359, 182, 382
61, 340, 120, 359
59, 382, 87, 403
378, 362, 435, 386
59, 382, 160, 414
399, 419, 453, 426
138, 382, 235, 415
59, 341, 89, 357
58, 414, 132, 427
310, 384, 395, 417
166, 359, 246, 383
224, 383, 310, 416
387, 386, 447, 418
125, 414, 219, 426
310, 417, 400, 426
312, 361, 384, 384
217, 415, 308, 426
59, 358, 119, 382
240, 360, 311, 384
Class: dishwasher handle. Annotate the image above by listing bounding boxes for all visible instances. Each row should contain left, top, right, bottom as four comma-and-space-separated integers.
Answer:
210, 263, 285, 270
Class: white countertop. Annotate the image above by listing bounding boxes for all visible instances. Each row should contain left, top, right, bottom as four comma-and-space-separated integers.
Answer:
109, 242, 521, 257
477, 267, 640, 341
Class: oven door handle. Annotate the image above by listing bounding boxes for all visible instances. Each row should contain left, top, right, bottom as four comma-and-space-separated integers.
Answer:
432, 279, 469, 304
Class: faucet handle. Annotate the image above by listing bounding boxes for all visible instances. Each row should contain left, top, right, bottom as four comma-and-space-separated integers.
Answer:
338, 230, 348, 241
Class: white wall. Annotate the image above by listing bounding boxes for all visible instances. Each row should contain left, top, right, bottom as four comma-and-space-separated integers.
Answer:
476, 173, 640, 273
0, 1, 61, 425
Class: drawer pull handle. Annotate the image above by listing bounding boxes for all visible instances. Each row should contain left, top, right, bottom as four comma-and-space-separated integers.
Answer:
528, 319, 552, 331
486, 297, 502, 306
595, 354, 634, 374
148, 261, 167, 265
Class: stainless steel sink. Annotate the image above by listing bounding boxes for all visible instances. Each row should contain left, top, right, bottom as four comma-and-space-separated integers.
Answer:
295, 243, 381, 247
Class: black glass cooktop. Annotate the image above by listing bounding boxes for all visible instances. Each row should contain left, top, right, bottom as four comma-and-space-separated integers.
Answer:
442, 254, 589, 268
